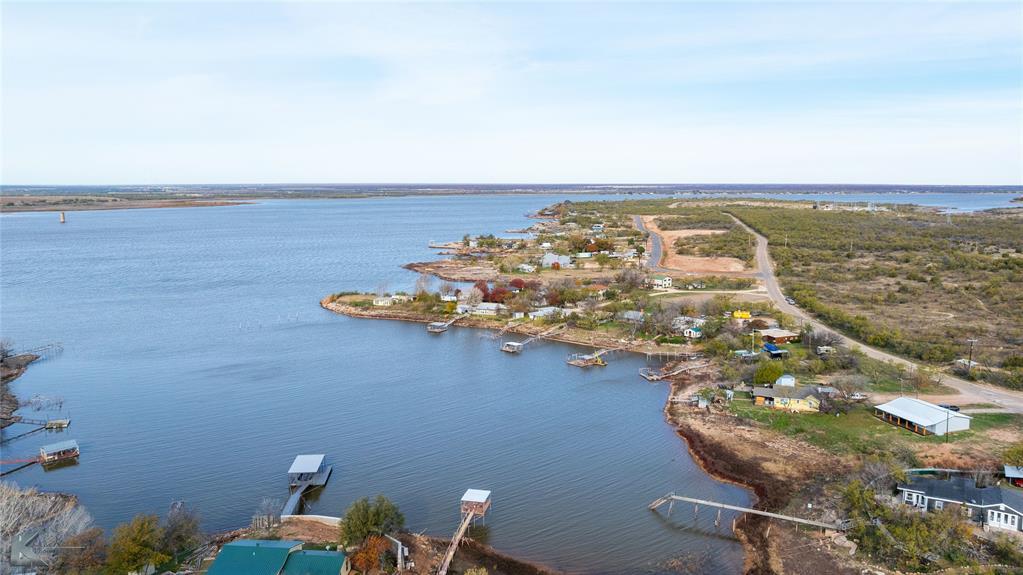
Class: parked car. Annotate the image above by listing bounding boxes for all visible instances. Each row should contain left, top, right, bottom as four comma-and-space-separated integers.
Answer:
849, 392, 867, 401
785, 297, 796, 305
939, 403, 961, 412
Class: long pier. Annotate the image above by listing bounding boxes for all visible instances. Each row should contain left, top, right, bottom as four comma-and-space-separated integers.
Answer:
649, 492, 845, 531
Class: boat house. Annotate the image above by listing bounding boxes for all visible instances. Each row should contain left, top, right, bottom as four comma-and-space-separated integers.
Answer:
461, 489, 492, 517
874, 397, 972, 436
39, 440, 79, 465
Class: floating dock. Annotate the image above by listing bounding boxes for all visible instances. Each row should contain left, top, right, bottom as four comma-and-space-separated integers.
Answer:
0, 439, 80, 477
567, 349, 611, 367
500, 341, 525, 353
282, 454, 333, 516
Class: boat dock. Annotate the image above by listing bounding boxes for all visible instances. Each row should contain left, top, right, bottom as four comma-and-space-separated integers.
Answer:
437, 489, 491, 575
282, 454, 333, 516
649, 492, 846, 531
567, 348, 613, 367
0, 439, 80, 477
427, 314, 468, 333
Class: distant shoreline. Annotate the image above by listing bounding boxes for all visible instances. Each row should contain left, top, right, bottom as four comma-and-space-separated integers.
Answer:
0, 197, 249, 213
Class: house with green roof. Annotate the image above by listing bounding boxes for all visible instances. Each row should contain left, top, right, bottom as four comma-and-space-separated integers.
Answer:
207, 540, 349, 575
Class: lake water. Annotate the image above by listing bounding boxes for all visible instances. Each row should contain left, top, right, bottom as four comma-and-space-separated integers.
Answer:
2, 195, 750, 574
0, 190, 1015, 573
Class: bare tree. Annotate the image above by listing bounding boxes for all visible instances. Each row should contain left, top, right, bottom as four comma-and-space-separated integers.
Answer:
251, 497, 282, 535
375, 282, 390, 297
615, 269, 645, 290
463, 286, 484, 307
439, 282, 455, 297
414, 274, 433, 298
0, 338, 13, 361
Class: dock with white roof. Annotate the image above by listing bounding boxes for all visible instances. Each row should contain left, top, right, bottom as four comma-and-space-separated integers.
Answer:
282, 454, 333, 516
437, 489, 492, 575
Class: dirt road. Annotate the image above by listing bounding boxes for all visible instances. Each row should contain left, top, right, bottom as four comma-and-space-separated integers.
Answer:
726, 214, 1023, 413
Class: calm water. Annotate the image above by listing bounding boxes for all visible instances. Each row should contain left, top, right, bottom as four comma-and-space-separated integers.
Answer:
2, 196, 749, 574
0, 191, 1014, 572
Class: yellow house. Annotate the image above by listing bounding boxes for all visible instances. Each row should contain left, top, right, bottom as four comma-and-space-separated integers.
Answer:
753, 386, 821, 412
732, 310, 751, 320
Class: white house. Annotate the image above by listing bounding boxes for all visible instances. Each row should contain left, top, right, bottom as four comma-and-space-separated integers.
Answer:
649, 275, 672, 288
671, 316, 706, 332
874, 397, 972, 436
472, 302, 508, 316
683, 327, 703, 339
517, 263, 537, 273
441, 294, 458, 303
540, 242, 553, 250
372, 297, 393, 307
456, 303, 474, 314
575, 252, 592, 259
391, 294, 412, 303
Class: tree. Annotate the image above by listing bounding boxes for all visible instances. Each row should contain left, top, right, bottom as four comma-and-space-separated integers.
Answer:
53, 527, 107, 574
105, 514, 169, 574
509, 278, 526, 290
162, 503, 201, 556
414, 274, 433, 299
463, 286, 484, 307
439, 282, 455, 297
351, 535, 390, 572
1004, 442, 1023, 466
753, 361, 784, 385
0, 337, 13, 361
615, 269, 644, 290
338, 495, 405, 547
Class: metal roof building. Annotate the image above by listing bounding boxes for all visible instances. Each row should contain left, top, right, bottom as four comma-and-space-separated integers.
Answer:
281, 550, 350, 575
288, 454, 325, 475
874, 397, 971, 436
207, 540, 302, 575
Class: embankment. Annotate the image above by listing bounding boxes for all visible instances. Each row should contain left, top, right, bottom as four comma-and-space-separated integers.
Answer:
1, 354, 39, 427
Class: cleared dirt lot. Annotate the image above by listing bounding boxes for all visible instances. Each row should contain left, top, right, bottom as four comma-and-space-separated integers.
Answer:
641, 216, 747, 273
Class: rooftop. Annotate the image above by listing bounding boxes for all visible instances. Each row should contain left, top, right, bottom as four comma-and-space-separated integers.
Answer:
874, 397, 972, 427
758, 328, 799, 338
899, 476, 1023, 514
462, 489, 491, 503
40, 439, 79, 455
289, 454, 325, 475
207, 540, 302, 575
281, 550, 348, 575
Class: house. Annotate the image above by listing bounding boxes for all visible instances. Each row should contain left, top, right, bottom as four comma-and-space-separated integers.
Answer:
897, 475, 1023, 533
685, 281, 706, 290
441, 294, 458, 302
649, 274, 672, 288
207, 540, 351, 575
541, 253, 573, 269
874, 397, 972, 436
517, 263, 537, 273
372, 297, 393, 307
575, 251, 592, 259
455, 303, 474, 314
619, 310, 645, 324
774, 374, 796, 387
528, 306, 561, 320
391, 294, 412, 303
683, 327, 703, 339
671, 316, 706, 332
1006, 465, 1023, 488
540, 242, 553, 250
472, 302, 507, 316
752, 387, 821, 412
758, 329, 800, 344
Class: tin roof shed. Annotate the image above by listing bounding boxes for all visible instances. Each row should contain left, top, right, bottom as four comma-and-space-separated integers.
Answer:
40, 440, 79, 456
281, 550, 348, 575
207, 540, 302, 575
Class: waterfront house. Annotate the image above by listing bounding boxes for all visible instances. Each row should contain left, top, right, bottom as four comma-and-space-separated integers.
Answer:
517, 263, 537, 273
874, 397, 971, 436
472, 302, 507, 316
758, 328, 800, 344
897, 475, 1023, 533
208, 540, 350, 575
682, 327, 703, 339
648, 274, 672, 288
775, 374, 796, 387
455, 303, 474, 314
753, 386, 820, 412
671, 316, 706, 332
1006, 465, 1023, 488
372, 297, 393, 307
391, 294, 412, 303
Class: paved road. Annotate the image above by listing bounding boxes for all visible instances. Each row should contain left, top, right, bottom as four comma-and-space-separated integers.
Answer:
632, 215, 669, 272
725, 214, 1023, 413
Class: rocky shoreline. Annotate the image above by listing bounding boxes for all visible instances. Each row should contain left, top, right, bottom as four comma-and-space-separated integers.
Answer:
1, 353, 39, 428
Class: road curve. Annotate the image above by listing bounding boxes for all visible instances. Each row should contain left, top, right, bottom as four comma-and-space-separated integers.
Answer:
726, 214, 1023, 413
633, 215, 670, 272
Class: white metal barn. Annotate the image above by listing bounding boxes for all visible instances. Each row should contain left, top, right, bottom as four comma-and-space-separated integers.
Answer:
873, 397, 971, 436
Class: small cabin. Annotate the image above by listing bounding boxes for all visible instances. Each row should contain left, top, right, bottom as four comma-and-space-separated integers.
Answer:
39, 440, 79, 464
461, 489, 492, 517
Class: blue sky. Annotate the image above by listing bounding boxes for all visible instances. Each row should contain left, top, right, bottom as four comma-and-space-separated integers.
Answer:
2, 1, 1021, 185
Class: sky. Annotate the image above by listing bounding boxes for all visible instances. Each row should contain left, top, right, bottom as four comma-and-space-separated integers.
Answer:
2, 1, 1021, 185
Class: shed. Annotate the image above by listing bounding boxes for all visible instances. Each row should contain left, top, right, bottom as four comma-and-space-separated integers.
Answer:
1006, 465, 1023, 488
874, 397, 972, 436
207, 540, 302, 575
775, 374, 796, 387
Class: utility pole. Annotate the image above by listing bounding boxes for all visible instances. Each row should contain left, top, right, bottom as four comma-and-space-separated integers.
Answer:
966, 338, 978, 378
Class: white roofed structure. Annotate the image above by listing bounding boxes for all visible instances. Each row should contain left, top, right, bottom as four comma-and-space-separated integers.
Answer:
461, 489, 491, 504
289, 454, 325, 475
874, 397, 971, 436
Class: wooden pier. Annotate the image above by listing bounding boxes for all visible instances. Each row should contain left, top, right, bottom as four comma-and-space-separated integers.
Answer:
639, 362, 710, 381
427, 314, 468, 333
649, 492, 845, 531
437, 489, 491, 575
